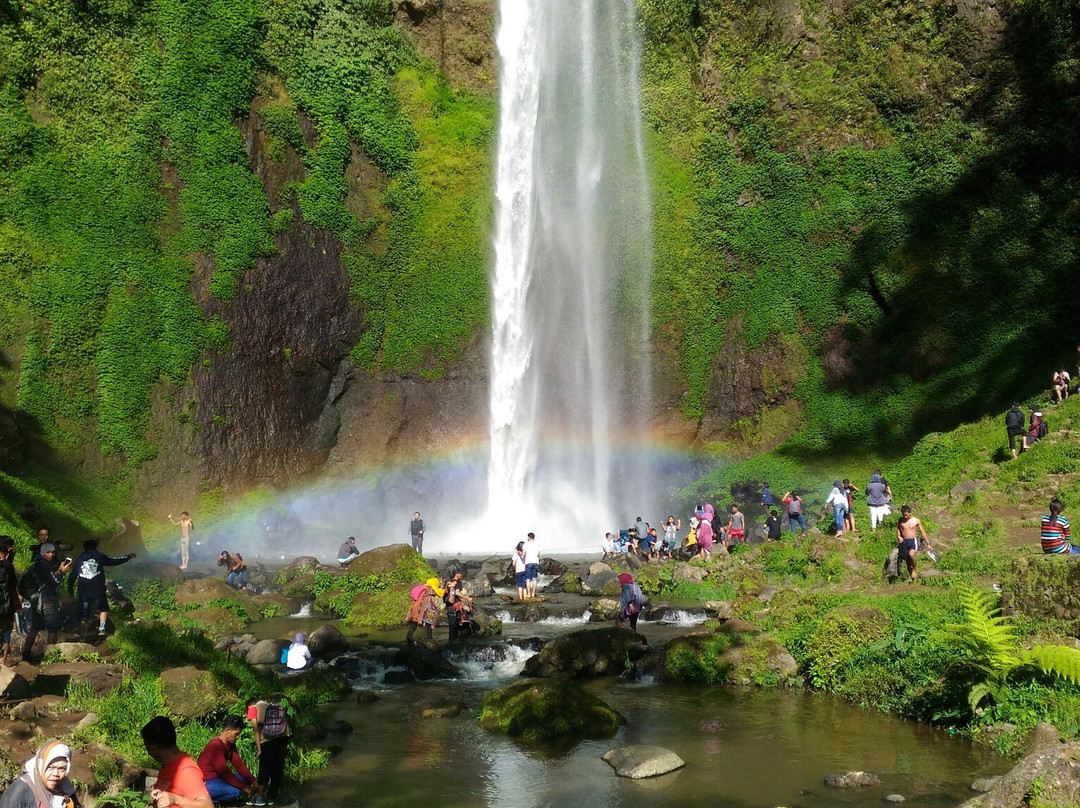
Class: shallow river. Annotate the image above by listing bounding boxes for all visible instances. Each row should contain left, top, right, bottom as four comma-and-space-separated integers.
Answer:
294, 645, 1005, 808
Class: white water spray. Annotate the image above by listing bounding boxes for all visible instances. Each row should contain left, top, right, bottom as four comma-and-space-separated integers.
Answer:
488, 0, 653, 549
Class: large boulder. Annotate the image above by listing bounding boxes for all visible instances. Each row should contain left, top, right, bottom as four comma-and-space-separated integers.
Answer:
279, 557, 320, 583
602, 745, 685, 779
720, 637, 800, 686
825, 771, 882, 788
160, 667, 230, 719
308, 625, 349, 657
280, 573, 318, 600
34, 663, 125, 697
672, 562, 707, 584
468, 609, 502, 638
478, 678, 624, 741
958, 739, 1080, 807
0, 668, 29, 700
174, 577, 242, 606
587, 599, 620, 621
246, 639, 286, 665
387, 644, 459, 682
49, 642, 98, 662
479, 556, 513, 585
581, 570, 620, 596
523, 627, 648, 678
466, 575, 493, 598
112, 561, 185, 587
346, 544, 430, 579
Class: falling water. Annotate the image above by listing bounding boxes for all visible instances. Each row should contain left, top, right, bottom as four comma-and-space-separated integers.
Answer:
488, 0, 653, 548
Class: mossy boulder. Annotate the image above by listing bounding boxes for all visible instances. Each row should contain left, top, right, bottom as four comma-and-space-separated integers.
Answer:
344, 588, 412, 629
160, 666, 230, 719
276, 667, 352, 702
313, 588, 348, 616
523, 627, 648, 678
720, 636, 800, 687
469, 609, 502, 637
174, 577, 242, 606
478, 678, 625, 741
173, 607, 246, 637
278, 558, 319, 584
346, 543, 431, 581
560, 571, 582, 594
664, 630, 739, 684
280, 573, 318, 600
112, 562, 185, 587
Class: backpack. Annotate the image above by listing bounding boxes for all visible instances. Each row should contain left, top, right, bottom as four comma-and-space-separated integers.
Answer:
787, 497, 802, 516
1038, 419, 1049, 438
279, 646, 288, 665
18, 567, 41, 601
262, 703, 288, 739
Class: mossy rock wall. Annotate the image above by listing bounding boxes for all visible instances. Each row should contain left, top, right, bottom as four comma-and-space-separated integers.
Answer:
1005, 555, 1080, 625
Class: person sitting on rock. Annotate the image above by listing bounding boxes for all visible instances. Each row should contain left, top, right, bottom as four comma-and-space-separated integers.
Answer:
0, 740, 80, 808
197, 716, 262, 805
601, 532, 616, 559
285, 633, 312, 671
336, 537, 359, 568
1041, 499, 1078, 554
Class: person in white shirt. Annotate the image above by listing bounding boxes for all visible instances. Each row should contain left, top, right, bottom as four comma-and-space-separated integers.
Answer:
601, 532, 616, 559
286, 633, 312, 671
523, 532, 540, 598
825, 481, 848, 536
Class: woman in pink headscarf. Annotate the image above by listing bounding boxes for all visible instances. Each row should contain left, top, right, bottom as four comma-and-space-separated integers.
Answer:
697, 517, 713, 560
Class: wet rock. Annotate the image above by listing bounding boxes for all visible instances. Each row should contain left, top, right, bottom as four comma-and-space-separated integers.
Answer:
588, 562, 613, 576
587, 599, 620, 621
160, 666, 230, 719
441, 558, 466, 579
355, 690, 380, 705
559, 572, 582, 595
720, 638, 799, 686
971, 777, 999, 792
719, 618, 758, 634
885, 796, 905, 803
523, 627, 648, 678
421, 704, 462, 719
0, 668, 29, 701
540, 558, 567, 576
246, 640, 286, 665
298, 723, 327, 741
824, 771, 881, 788
391, 644, 459, 681
514, 603, 548, 623
469, 609, 502, 638
478, 678, 624, 741
309, 625, 349, 657
642, 603, 669, 622
480, 556, 513, 585
582, 571, 620, 596
323, 719, 353, 733
602, 745, 685, 779
466, 575, 493, 598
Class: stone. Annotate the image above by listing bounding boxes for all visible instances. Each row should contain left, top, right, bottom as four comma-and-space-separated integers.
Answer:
323, 719, 353, 733
298, 723, 327, 741
356, 690, 380, 704
1027, 722, 1063, 755
588, 561, 613, 576
246, 639, 286, 665
582, 570, 620, 596
467, 575, 493, 598
673, 562, 706, 583
523, 627, 648, 678
421, 704, 462, 719
0, 668, 30, 701
9, 701, 36, 722
719, 618, 758, 634
469, 608, 502, 638
539, 558, 567, 575
34, 663, 124, 697
74, 712, 99, 732
174, 577, 244, 606
885, 796, 905, 803
347, 544, 430, 579
49, 642, 98, 662
824, 771, 881, 788
950, 479, 985, 498
478, 678, 624, 741
308, 625, 349, 657
480, 556, 513, 585
703, 601, 732, 619
601, 745, 685, 779
957, 740, 1080, 807
160, 666, 230, 719
970, 777, 999, 792
587, 599, 620, 621
514, 603, 548, 622
389, 644, 459, 681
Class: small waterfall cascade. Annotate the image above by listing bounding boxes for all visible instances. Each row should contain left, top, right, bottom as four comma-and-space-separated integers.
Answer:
488, 0, 653, 547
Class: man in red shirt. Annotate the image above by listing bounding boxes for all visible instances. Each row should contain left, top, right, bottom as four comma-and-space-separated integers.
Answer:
142, 717, 213, 808
197, 716, 262, 804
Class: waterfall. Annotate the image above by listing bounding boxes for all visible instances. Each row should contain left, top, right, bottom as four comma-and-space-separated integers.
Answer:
488, 0, 653, 550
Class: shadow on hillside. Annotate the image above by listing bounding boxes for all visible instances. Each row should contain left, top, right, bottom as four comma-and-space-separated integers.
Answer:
839, 0, 1080, 437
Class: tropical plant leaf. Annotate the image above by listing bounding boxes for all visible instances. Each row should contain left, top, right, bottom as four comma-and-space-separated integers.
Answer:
1022, 645, 1080, 687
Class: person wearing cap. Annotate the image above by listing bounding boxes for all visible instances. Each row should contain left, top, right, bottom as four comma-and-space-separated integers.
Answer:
22, 543, 71, 663
0, 739, 79, 808
29, 528, 71, 563
336, 537, 359, 568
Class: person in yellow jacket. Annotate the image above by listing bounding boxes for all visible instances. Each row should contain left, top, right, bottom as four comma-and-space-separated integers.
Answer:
405, 577, 444, 645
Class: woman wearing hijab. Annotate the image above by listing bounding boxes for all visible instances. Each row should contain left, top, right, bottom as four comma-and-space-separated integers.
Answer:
285, 632, 312, 671
615, 573, 643, 633
405, 577, 443, 645
0, 740, 79, 808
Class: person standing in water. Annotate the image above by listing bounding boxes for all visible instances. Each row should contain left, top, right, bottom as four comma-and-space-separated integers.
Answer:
168, 512, 194, 571
409, 512, 425, 554
523, 532, 540, 599
512, 541, 528, 601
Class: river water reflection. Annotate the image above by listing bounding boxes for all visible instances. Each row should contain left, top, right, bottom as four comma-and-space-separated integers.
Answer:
302, 676, 1005, 808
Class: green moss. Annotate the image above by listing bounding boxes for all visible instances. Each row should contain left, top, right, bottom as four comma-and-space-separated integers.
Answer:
664, 630, 738, 684
478, 678, 624, 741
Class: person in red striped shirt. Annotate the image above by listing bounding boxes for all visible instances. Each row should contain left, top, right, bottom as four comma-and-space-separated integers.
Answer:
1041, 499, 1077, 554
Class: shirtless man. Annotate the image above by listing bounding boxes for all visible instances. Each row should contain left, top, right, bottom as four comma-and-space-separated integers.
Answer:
168, 512, 194, 570
896, 505, 933, 581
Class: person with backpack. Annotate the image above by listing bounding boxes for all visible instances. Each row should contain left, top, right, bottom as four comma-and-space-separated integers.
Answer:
615, 573, 643, 632
217, 551, 247, 590
1022, 409, 1047, 452
248, 697, 290, 806
1005, 402, 1026, 459
782, 491, 807, 535
0, 536, 21, 668
21, 543, 72, 664
67, 539, 135, 638
1040, 499, 1077, 554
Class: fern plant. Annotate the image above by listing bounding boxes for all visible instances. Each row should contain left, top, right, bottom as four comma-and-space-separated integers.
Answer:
941, 586, 1080, 711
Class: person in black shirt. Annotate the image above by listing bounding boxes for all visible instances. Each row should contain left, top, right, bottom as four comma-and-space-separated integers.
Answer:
67, 540, 135, 637
409, 512, 425, 554
23, 543, 71, 663
0, 536, 21, 667
1005, 402, 1025, 459
764, 510, 782, 541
